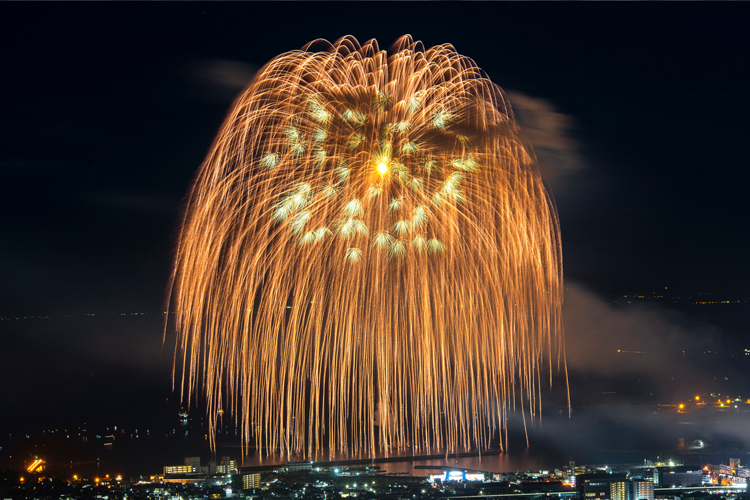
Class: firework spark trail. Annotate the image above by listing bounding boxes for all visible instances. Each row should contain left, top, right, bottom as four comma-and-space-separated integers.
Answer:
168, 35, 566, 459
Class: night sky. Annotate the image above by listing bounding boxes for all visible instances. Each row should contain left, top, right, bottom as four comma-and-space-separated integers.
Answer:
2, 2, 750, 471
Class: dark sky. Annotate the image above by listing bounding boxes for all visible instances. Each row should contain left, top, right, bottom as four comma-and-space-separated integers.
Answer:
2, 2, 750, 462
3, 3, 750, 313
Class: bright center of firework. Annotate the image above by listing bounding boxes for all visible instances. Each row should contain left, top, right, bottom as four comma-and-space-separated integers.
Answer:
377, 162, 388, 175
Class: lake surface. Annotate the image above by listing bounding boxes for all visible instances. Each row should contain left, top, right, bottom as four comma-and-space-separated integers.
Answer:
20, 405, 749, 478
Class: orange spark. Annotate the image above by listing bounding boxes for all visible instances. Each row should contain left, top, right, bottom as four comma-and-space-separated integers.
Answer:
168, 36, 566, 459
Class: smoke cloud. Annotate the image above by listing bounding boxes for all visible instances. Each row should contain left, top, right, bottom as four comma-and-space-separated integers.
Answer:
183, 59, 258, 103
518, 283, 750, 462
506, 90, 583, 189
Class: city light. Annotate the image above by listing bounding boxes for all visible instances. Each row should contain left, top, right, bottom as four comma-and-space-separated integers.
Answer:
13, 452, 750, 498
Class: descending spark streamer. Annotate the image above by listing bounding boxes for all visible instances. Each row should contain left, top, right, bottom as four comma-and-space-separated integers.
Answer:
169, 35, 566, 459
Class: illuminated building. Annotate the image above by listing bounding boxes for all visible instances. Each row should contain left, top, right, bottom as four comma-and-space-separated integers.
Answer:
163, 464, 200, 475
705, 461, 750, 481
282, 462, 313, 472
565, 461, 590, 484
428, 470, 485, 483
576, 474, 628, 500
631, 480, 654, 500
163, 457, 204, 478
164, 456, 236, 477
610, 479, 630, 500
209, 456, 237, 474
242, 473, 261, 489
658, 468, 703, 487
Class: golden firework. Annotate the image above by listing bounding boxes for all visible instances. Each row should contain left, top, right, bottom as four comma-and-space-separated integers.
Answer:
168, 35, 566, 459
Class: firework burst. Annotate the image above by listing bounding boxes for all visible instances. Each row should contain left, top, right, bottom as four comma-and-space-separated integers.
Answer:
169, 35, 566, 458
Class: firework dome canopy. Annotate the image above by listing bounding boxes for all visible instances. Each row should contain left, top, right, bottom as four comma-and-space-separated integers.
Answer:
169, 35, 565, 458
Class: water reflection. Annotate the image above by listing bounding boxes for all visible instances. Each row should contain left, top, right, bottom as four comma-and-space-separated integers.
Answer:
238, 447, 556, 476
